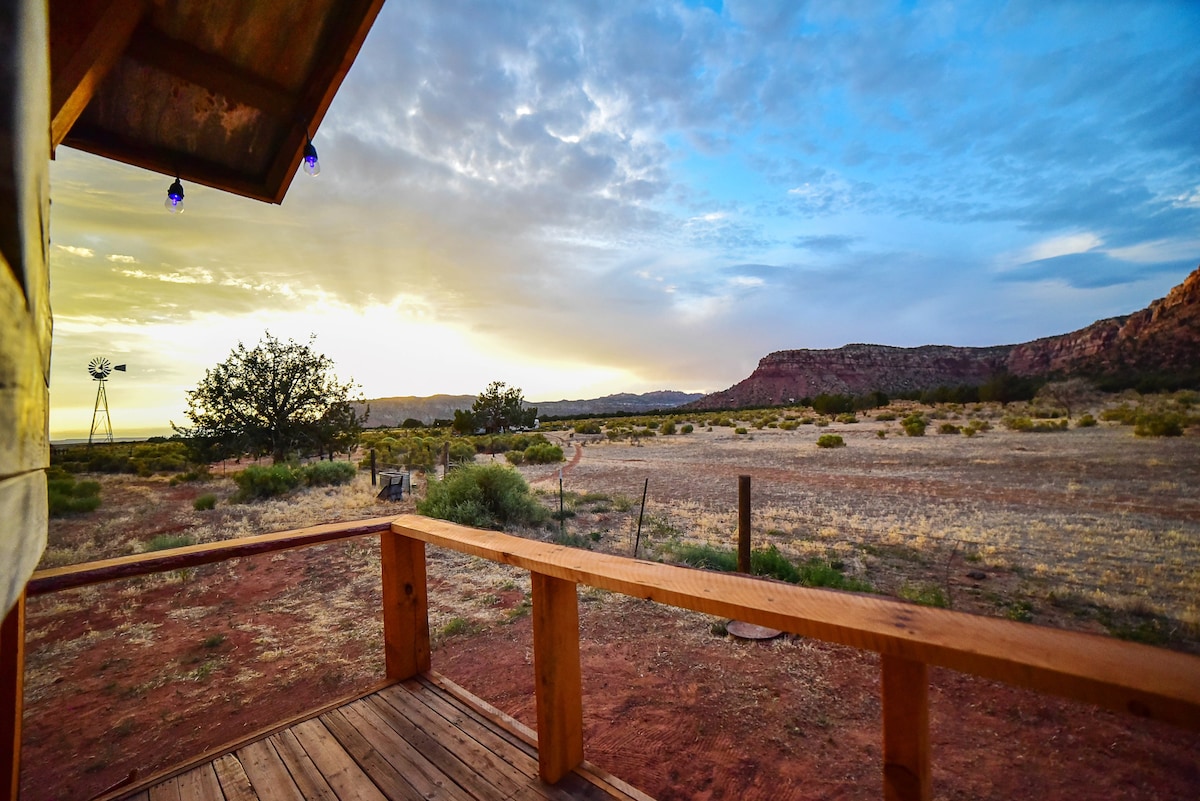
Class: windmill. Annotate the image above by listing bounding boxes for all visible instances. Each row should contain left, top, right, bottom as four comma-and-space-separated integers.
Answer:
87, 356, 127, 445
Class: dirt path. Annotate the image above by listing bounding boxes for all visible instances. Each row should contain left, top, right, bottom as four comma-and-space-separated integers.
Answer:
532, 442, 584, 484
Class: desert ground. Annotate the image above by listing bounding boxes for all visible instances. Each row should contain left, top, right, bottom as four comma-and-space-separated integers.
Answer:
21, 406, 1200, 800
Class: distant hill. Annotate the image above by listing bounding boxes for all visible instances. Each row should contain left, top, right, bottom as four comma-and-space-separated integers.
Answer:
692, 265, 1200, 409
357, 390, 703, 427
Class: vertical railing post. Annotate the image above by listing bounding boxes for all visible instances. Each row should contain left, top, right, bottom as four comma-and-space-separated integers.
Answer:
531, 572, 583, 784
380, 530, 431, 681
2, 595, 25, 801
737, 475, 751, 573
881, 654, 931, 801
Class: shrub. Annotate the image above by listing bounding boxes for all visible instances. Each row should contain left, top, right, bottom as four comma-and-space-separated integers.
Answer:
193, 494, 217, 511
835, 413, 858, 424
1134, 411, 1185, 437
734, 427, 748, 435
232, 464, 302, 501
660, 421, 677, 435
1100, 405, 1138, 425
938, 423, 961, 435
898, 582, 948, 608
145, 534, 196, 552
1075, 413, 1098, 428
875, 412, 897, 421
902, 414, 927, 437
416, 464, 549, 530
680, 424, 694, 434
779, 420, 799, 431
301, 460, 356, 486
504, 450, 524, 465
47, 475, 102, 517
816, 434, 845, 448
1004, 416, 1068, 432
523, 443, 564, 464
573, 422, 601, 435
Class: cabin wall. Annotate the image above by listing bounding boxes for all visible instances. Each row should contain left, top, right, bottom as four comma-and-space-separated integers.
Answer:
0, 0, 51, 618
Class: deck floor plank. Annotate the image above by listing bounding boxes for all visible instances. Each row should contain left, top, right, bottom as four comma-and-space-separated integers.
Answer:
331, 702, 468, 801
374, 685, 552, 801
398, 680, 615, 801
147, 776, 183, 801
269, 729, 340, 801
212, 754, 257, 801
176, 763, 224, 801
128, 676, 653, 801
362, 692, 524, 801
236, 739, 305, 801
289, 718, 390, 801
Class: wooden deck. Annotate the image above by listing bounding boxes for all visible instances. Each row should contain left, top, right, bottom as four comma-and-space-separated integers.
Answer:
115, 673, 653, 801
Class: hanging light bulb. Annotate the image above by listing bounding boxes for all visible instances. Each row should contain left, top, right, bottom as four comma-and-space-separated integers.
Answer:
302, 137, 320, 177
164, 177, 185, 213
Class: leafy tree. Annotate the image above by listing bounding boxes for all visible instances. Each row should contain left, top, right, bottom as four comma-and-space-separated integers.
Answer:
470, 381, 537, 434
1035, 378, 1095, 420
175, 333, 365, 463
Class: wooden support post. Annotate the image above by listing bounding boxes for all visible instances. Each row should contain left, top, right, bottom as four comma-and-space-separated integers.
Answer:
530, 572, 583, 784
738, 475, 751, 574
2, 595, 25, 801
881, 654, 931, 801
380, 532, 430, 682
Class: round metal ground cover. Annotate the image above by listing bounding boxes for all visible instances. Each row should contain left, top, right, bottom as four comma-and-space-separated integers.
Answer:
726, 620, 784, 640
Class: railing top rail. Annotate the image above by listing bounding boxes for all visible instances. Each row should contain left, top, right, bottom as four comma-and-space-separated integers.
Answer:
390, 514, 1200, 731
26, 516, 399, 596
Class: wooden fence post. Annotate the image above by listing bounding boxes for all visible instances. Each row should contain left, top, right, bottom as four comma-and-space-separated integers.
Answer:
738, 475, 751, 573
531, 572, 583, 783
881, 654, 931, 801
2, 595, 25, 801
380, 532, 430, 681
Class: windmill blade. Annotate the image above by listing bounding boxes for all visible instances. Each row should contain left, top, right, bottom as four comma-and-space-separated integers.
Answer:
114, 364, 127, 372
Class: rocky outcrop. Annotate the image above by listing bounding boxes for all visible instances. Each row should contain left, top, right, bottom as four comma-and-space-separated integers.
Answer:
693, 266, 1200, 409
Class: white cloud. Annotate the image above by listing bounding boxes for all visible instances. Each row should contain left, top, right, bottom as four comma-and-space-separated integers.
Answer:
55, 244, 94, 258
106, 254, 137, 263
1019, 232, 1104, 263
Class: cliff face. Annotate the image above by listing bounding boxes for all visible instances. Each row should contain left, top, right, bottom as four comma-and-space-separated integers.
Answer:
694, 266, 1199, 409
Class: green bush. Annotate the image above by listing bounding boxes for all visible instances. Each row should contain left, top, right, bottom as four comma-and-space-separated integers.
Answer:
1134, 411, 1185, 437
779, 420, 799, 431
1004, 416, 1068, 432
660, 421, 677, 435
523, 443, 564, 464
668, 543, 870, 591
835, 413, 858, 424
898, 582, 948, 608
504, 450, 524, 465
902, 414, 927, 437
938, 423, 961, 435
301, 460, 356, 486
573, 422, 601, 435
680, 424, 694, 434
1100, 405, 1138, 425
416, 464, 549, 530
816, 434, 845, 448
734, 427, 748, 435
145, 533, 196, 552
1075, 413, 1098, 428
875, 411, 898, 422
232, 464, 302, 501
47, 475, 102, 517
193, 493, 217, 511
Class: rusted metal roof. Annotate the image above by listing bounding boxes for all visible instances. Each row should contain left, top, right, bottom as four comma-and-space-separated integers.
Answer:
50, 0, 384, 203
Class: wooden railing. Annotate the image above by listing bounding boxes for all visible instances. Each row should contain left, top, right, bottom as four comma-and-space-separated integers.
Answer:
7, 513, 1200, 801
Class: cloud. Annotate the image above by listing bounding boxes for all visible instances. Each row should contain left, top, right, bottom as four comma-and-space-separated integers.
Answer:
55, 245, 94, 258
1000, 252, 1190, 290
106, 254, 137, 263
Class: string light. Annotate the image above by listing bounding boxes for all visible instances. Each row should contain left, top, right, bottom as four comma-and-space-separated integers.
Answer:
302, 136, 320, 177
164, 177, 185, 213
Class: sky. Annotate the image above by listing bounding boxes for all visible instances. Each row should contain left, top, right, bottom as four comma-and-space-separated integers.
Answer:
47, 0, 1200, 439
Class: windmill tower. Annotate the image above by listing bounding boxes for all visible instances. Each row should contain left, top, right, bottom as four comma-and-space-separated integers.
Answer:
87, 356, 127, 445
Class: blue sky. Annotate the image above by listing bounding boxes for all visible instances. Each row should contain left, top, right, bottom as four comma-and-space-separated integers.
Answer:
48, 0, 1200, 437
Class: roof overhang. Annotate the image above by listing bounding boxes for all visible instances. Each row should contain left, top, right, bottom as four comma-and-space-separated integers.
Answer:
50, 0, 384, 203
